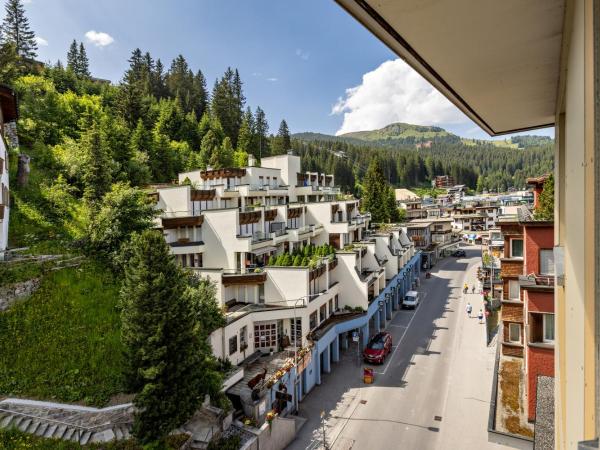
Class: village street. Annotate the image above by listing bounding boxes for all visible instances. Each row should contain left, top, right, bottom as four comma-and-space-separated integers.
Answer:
289, 246, 513, 450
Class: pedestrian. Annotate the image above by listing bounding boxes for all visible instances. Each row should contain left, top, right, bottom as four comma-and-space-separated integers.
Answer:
471, 285, 475, 294
478, 309, 484, 324
463, 283, 468, 294
466, 302, 472, 318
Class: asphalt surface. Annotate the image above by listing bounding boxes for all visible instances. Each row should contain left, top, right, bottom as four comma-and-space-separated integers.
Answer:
288, 246, 484, 450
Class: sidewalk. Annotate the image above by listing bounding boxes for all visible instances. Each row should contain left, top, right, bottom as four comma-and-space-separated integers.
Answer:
436, 256, 513, 450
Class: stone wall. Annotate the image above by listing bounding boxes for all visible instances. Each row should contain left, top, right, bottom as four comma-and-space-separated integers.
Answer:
0, 278, 40, 311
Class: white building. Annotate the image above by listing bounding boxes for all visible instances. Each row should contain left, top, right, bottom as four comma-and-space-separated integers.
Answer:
0, 86, 17, 260
153, 153, 422, 416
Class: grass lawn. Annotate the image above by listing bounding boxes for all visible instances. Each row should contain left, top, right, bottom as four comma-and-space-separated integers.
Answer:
0, 428, 189, 449
0, 262, 124, 406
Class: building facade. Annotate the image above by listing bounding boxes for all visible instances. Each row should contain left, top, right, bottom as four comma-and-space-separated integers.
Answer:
0, 86, 18, 260
153, 153, 421, 422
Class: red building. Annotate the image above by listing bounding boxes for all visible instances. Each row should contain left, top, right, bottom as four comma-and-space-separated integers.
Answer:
521, 219, 554, 421
497, 174, 554, 425
521, 175, 554, 421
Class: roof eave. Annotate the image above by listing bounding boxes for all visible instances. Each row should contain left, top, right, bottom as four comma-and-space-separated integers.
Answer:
334, 0, 556, 136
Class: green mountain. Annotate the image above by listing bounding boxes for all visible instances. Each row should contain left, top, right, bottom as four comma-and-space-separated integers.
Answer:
293, 122, 552, 149
340, 122, 460, 145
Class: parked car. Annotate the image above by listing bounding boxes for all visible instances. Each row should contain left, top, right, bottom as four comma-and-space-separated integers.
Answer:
452, 249, 466, 257
402, 290, 420, 309
363, 332, 392, 364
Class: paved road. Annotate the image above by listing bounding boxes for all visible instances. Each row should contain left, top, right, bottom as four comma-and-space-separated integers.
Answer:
288, 246, 497, 450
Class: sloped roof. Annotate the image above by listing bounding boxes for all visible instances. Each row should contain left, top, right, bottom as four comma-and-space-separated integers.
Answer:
395, 188, 420, 202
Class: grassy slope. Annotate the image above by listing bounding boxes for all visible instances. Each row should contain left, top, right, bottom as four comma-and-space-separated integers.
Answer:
340, 122, 454, 141
0, 261, 124, 407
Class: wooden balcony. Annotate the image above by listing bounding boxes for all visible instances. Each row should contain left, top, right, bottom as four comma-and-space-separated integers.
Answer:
191, 189, 216, 201
239, 210, 261, 225
200, 168, 246, 180
222, 270, 267, 286
264, 209, 277, 222
161, 215, 204, 229
287, 206, 304, 219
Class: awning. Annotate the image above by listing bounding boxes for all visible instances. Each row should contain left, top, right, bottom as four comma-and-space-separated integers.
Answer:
251, 246, 278, 256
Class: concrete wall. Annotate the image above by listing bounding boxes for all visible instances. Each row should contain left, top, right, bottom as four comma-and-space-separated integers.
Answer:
555, 0, 597, 446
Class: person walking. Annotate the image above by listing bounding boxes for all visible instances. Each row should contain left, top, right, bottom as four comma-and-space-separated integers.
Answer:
463, 283, 468, 294
471, 284, 476, 294
466, 302, 473, 318
478, 309, 484, 324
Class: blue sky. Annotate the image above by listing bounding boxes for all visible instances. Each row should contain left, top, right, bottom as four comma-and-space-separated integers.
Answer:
24, 0, 554, 140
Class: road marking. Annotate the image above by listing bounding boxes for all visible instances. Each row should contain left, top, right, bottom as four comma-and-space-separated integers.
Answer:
389, 324, 407, 328
374, 300, 423, 375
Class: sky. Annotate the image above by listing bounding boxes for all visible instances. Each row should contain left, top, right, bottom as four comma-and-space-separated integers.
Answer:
23, 0, 554, 140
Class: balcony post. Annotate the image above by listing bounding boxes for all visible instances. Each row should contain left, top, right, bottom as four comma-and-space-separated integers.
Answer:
332, 336, 340, 363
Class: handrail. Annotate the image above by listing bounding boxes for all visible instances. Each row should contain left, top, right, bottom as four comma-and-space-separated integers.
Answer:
0, 407, 128, 433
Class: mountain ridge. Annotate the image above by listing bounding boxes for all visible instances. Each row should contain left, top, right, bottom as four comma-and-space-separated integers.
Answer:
293, 122, 553, 149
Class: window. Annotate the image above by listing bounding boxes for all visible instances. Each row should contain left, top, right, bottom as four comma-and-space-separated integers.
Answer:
334, 295, 339, 311
508, 323, 521, 343
254, 322, 277, 349
510, 239, 524, 258
328, 299, 333, 316
508, 280, 520, 300
540, 249, 554, 275
229, 335, 238, 355
543, 314, 555, 342
290, 318, 302, 345
240, 326, 247, 351
309, 312, 317, 330
319, 305, 326, 323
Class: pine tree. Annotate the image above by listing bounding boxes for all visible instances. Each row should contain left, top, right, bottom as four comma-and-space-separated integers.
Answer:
362, 156, 390, 223
81, 123, 112, 203
237, 107, 255, 154
193, 69, 208, 120
211, 67, 244, 147
77, 42, 90, 77
208, 136, 234, 169
272, 119, 291, 155
1, 0, 37, 58
66, 40, 79, 73
254, 106, 269, 159
121, 230, 215, 443
199, 129, 219, 169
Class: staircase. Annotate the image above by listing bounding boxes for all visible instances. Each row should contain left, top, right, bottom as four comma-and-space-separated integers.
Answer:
0, 399, 134, 444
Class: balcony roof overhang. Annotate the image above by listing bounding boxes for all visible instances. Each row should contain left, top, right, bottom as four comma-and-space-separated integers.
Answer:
335, 0, 565, 136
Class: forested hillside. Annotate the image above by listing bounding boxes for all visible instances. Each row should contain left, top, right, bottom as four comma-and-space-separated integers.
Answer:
292, 124, 554, 193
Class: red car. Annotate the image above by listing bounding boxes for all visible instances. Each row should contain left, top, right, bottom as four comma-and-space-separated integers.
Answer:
363, 332, 392, 364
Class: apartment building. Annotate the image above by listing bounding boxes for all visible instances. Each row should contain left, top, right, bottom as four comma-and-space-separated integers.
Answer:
0, 86, 17, 260
433, 175, 455, 188
395, 188, 425, 220
153, 153, 421, 422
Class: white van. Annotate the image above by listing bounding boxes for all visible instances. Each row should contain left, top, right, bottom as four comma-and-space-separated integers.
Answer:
402, 290, 420, 309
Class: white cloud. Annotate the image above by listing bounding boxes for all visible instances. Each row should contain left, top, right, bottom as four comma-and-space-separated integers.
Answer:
295, 48, 310, 61
85, 30, 114, 47
266, 77, 278, 82
34, 36, 48, 46
331, 59, 468, 135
